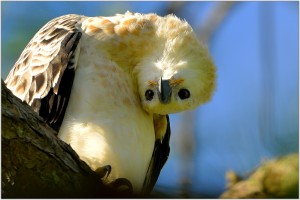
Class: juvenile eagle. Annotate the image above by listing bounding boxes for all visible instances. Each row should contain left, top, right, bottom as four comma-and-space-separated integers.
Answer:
5, 12, 216, 194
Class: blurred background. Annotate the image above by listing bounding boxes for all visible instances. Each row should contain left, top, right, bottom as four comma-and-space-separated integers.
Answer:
1, 1, 298, 198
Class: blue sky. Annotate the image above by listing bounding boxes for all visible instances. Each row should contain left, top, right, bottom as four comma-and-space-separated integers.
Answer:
1, 2, 298, 197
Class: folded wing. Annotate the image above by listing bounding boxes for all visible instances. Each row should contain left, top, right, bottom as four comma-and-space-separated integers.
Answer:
5, 14, 84, 131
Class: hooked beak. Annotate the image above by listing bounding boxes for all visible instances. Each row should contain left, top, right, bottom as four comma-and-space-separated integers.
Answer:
158, 77, 172, 104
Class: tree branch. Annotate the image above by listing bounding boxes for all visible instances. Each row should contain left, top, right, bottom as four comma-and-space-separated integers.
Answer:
1, 80, 132, 198
220, 153, 299, 198
197, 2, 236, 42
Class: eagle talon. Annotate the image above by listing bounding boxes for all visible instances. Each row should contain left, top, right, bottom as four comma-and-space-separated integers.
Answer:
95, 165, 111, 179
109, 178, 133, 195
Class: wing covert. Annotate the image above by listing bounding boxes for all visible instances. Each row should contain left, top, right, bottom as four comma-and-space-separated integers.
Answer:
5, 14, 84, 131
142, 115, 171, 195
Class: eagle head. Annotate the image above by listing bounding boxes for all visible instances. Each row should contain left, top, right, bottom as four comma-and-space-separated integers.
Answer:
135, 15, 216, 115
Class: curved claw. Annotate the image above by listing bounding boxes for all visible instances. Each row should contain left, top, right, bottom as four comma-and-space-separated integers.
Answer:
95, 166, 133, 196
110, 178, 133, 195
95, 165, 111, 179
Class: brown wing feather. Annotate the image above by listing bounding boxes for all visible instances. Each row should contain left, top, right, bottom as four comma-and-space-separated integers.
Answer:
5, 14, 84, 131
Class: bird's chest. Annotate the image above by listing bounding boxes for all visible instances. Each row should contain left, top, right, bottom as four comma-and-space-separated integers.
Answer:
58, 60, 155, 192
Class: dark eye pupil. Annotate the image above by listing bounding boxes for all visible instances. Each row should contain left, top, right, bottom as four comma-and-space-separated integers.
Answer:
178, 89, 190, 100
145, 90, 155, 101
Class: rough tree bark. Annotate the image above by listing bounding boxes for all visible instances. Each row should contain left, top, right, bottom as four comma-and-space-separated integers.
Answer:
1, 80, 132, 198
2, 79, 298, 198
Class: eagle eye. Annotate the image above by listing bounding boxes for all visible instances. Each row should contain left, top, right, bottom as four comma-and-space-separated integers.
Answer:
178, 89, 190, 100
145, 89, 155, 101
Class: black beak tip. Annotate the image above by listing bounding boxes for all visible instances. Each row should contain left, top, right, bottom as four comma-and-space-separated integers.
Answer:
159, 79, 172, 104
161, 96, 171, 104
